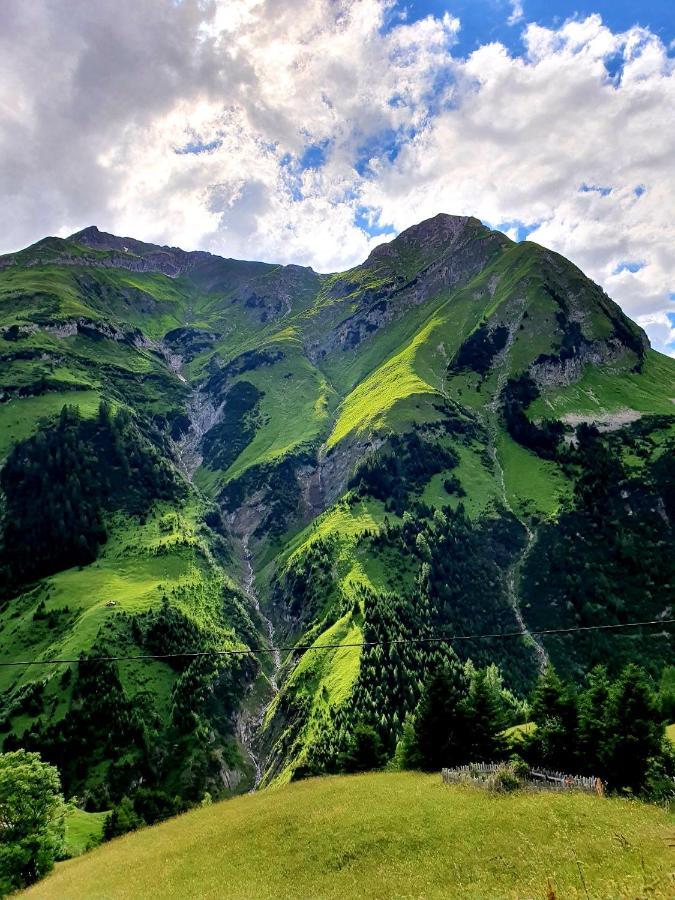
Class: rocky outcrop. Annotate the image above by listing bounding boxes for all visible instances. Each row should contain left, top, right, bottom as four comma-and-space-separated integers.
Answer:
228, 263, 320, 324
529, 337, 626, 389
560, 409, 642, 431
45, 317, 131, 342
296, 435, 386, 522
306, 216, 507, 361
1, 324, 38, 340
21, 317, 189, 379
173, 389, 226, 479
69, 226, 209, 277
225, 489, 269, 538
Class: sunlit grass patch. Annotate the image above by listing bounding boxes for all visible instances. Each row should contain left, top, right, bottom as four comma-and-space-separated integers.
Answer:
25, 771, 675, 900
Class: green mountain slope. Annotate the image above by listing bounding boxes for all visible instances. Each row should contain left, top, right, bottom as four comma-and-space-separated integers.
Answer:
23, 772, 675, 900
0, 213, 673, 801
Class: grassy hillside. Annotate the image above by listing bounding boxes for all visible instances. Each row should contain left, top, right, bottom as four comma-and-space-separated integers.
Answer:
529, 349, 675, 420
0, 500, 245, 696
2, 215, 674, 805
24, 772, 675, 899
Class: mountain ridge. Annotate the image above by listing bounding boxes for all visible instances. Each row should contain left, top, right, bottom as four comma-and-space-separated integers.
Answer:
0, 213, 672, 802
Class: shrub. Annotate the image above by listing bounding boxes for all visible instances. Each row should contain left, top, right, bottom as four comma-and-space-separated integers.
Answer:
486, 764, 521, 793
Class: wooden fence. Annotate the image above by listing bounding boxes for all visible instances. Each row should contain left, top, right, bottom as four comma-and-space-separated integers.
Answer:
441, 762, 601, 794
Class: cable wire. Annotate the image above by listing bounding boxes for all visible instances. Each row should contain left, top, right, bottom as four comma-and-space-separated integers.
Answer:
0, 617, 672, 668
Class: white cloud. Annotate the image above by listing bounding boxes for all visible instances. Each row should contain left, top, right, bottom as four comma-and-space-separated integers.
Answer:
507, 2, 524, 27
0, 2, 673, 351
361, 14, 675, 352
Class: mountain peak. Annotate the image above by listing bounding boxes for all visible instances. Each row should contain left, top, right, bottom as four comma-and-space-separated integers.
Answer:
0, 207, 673, 822
71, 224, 101, 240
364, 213, 495, 269
397, 212, 477, 241
69, 226, 170, 256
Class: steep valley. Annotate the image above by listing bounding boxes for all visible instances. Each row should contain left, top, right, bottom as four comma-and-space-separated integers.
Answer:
0, 213, 673, 806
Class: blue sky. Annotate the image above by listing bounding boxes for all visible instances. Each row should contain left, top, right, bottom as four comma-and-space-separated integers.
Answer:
399, 0, 674, 56
356, 1, 675, 243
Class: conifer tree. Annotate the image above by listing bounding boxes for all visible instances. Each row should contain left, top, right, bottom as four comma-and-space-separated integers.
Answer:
466, 669, 506, 761
529, 664, 578, 770
411, 656, 470, 770
576, 666, 611, 774
603, 664, 664, 793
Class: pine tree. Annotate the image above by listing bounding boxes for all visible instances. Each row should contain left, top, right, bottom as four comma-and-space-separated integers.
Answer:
576, 666, 611, 775
529, 665, 577, 770
466, 669, 506, 761
411, 656, 470, 771
338, 723, 386, 773
603, 664, 663, 793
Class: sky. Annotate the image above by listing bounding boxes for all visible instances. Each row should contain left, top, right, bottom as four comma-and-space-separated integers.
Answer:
1, 1, 674, 353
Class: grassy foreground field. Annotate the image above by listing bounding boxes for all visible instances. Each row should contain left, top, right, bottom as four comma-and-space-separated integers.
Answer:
25, 772, 674, 899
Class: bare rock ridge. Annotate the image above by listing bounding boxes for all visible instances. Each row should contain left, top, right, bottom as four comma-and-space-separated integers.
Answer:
68, 225, 207, 277
364, 212, 488, 267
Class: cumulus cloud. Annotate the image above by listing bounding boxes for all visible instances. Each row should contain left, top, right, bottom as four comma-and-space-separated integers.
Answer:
0, 1, 673, 351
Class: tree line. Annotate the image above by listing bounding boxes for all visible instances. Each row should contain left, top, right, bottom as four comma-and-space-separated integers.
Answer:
522, 424, 674, 678
0, 402, 181, 593
397, 658, 674, 800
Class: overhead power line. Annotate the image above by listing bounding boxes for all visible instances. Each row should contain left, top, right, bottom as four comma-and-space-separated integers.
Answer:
0, 618, 672, 669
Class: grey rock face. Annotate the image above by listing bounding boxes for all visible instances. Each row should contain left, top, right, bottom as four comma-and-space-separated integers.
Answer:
530, 338, 626, 389
307, 219, 505, 361
228, 263, 320, 324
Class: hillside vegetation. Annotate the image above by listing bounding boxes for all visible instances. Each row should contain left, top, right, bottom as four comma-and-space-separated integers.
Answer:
23, 772, 675, 899
1, 213, 673, 810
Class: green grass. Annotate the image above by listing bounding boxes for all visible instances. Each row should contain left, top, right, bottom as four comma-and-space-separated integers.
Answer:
0, 266, 97, 321
269, 497, 395, 606
529, 349, 675, 420
257, 497, 398, 784
321, 241, 571, 450
63, 807, 108, 858
322, 281, 484, 448
222, 350, 335, 482
280, 499, 385, 568
264, 612, 362, 768
326, 340, 438, 448
496, 430, 570, 520
316, 285, 453, 397
422, 442, 501, 518
25, 772, 674, 899
0, 262, 196, 338
667, 723, 675, 745
0, 501, 241, 704
0, 390, 100, 458
503, 721, 537, 743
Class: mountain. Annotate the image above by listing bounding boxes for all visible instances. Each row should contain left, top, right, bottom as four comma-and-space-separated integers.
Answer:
0, 213, 673, 804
